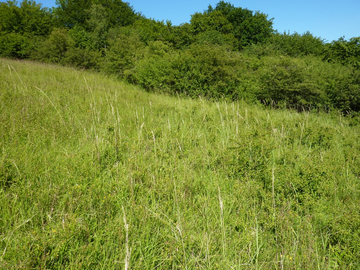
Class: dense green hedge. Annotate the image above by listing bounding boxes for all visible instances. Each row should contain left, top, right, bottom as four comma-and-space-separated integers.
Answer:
124, 42, 360, 112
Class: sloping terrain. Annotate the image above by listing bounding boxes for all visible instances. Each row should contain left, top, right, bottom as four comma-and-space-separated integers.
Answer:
1, 58, 360, 269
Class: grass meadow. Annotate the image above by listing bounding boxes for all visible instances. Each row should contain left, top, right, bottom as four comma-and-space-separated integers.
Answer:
1, 58, 360, 269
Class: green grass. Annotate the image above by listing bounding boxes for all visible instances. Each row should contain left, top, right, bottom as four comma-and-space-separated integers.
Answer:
1, 58, 360, 269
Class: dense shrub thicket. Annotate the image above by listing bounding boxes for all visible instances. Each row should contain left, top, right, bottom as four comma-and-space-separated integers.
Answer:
1, 0, 359, 112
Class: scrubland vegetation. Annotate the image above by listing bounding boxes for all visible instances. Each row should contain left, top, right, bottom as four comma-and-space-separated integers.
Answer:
1, 58, 360, 269
0, 0, 359, 112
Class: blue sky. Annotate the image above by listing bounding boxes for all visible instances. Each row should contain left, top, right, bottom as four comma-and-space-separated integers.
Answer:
127, 0, 360, 42
9, 0, 360, 42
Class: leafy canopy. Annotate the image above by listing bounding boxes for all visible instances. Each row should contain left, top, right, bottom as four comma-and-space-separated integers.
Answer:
54, 0, 137, 29
206, 1, 274, 49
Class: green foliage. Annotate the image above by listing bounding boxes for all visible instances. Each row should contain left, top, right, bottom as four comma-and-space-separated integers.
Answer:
0, 0, 53, 36
0, 1, 17, 34
165, 22, 193, 49
188, 2, 274, 50
54, 0, 92, 28
242, 32, 326, 59
324, 67, 360, 112
64, 47, 102, 70
67, 25, 93, 49
94, 0, 137, 28
256, 56, 326, 108
33, 27, 71, 63
62, 25, 103, 69
144, 40, 174, 57
0, 32, 36, 58
102, 28, 145, 76
323, 37, 360, 68
125, 43, 360, 112
254, 56, 360, 111
189, 9, 238, 48
270, 31, 325, 57
242, 42, 281, 58
54, 0, 137, 29
190, 10, 233, 35
85, 4, 109, 50
0, 0, 52, 58
1, 0, 359, 114
195, 30, 237, 47
128, 43, 243, 99
131, 18, 168, 44
209, 1, 274, 49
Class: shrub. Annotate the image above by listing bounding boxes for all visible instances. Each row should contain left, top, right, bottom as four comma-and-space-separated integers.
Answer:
64, 47, 102, 70
194, 30, 237, 48
256, 56, 326, 109
0, 33, 35, 58
102, 28, 145, 76
269, 31, 325, 57
323, 37, 360, 68
325, 67, 360, 112
127, 44, 244, 99
67, 25, 94, 49
254, 56, 360, 112
33, 28, 71, 64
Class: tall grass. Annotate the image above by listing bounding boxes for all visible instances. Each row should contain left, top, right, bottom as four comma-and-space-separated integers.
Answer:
1, 58, 360, 269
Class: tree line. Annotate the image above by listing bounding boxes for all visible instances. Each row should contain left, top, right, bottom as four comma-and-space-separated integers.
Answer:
1, 0, 359, 112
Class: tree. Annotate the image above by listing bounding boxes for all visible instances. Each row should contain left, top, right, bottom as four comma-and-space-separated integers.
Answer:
0, 0, 53, 36
86, 4, 109, 49
132, 18, 169, 44
102, 28, 145, 76
0, 0, 53, 58
54, 0, 91, 28
54, 0, 137, 29
166, 23, 193, 49
208, 1, 274, 49
95, 0, 137, 28
190, 10, 233, 35
189, 9, 238, 49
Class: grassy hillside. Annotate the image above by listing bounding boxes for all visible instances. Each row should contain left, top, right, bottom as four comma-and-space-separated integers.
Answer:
1, 58, 360, 269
